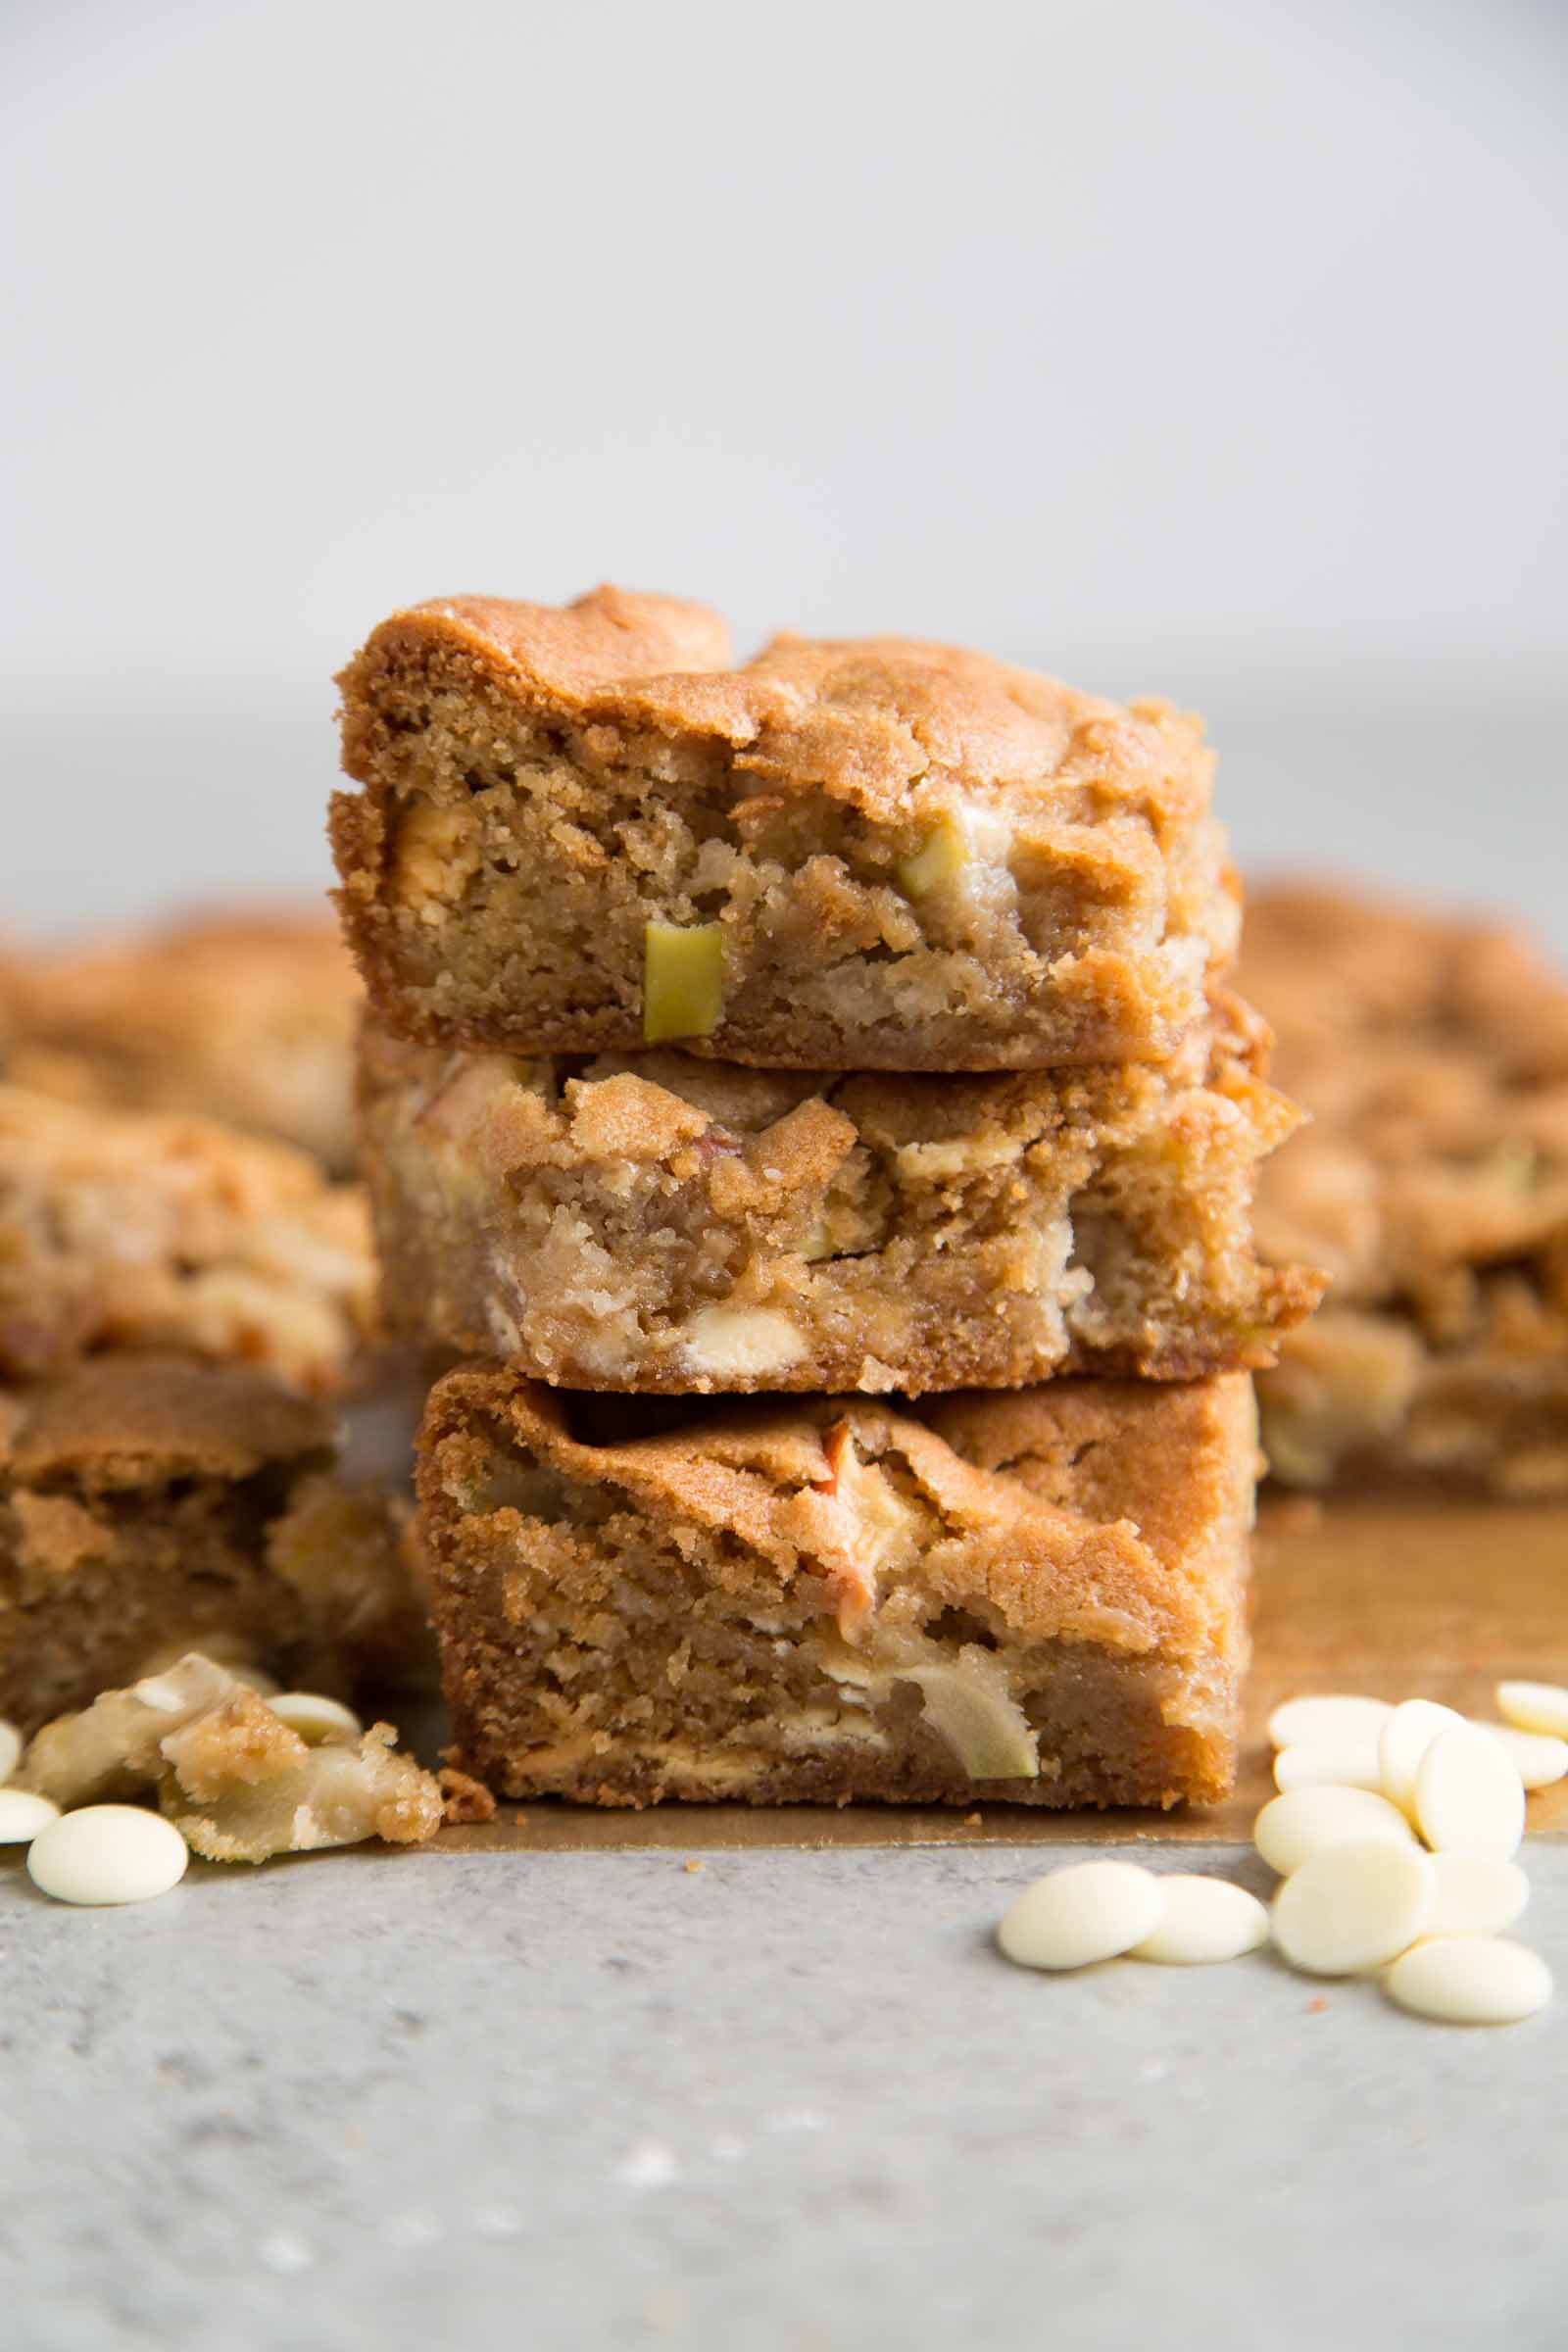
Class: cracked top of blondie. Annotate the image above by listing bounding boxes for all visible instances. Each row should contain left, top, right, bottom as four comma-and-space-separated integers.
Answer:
425, 1372, 1255, 1661
341, 586, 1212, 830
0, 1353, 333, 1491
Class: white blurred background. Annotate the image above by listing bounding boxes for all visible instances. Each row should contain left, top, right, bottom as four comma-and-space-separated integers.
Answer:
4, 0, 1564, 939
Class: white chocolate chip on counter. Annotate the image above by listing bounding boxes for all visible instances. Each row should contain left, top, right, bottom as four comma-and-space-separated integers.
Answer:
1427, 1853, 1531, 1937
1272, 1740, 1385, 1795
1495, 1681, 1568, 1740
997, 1861, 1164, 1973
1270, 1837, 1435, 1977
1474, 1722, 1568, 1790
0, 1788, 62, 1844
1378, 1698, 1467, 1814
1253, 1786, 1415, 1878
1414, 1725, 1526, 1861
269, 1693, 364, 1746
1266, 1693, 1393, 1751
0, 1717, 22, 1787
27, 1805, 189, 1906
1129, 1876, 1269, 1965
1384, 1936, 1552, 2028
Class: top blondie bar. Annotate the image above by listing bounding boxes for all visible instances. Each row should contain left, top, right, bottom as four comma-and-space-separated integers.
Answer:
331, 588, 1236, 1069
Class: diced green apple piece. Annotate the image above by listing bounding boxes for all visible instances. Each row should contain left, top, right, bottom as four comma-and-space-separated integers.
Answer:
643, 921, 724, 1044
897, 812, 969, 900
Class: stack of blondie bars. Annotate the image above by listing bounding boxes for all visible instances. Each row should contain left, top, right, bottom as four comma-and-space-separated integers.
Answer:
332, 588, 1321, 1810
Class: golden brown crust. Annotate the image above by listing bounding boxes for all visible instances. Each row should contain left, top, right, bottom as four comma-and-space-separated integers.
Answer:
1, 1352, 331, 1486
359, 996, 1320, 1392
343, 589, 1202, 826
331, 586, 1235, 1069
1239, 880, 1568, 1493
416, 1367, 1253, 1809
6, 908, 362, 1172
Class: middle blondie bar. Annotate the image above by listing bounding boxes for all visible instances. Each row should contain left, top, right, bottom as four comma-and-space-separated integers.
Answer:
361, 994, 1318, 1394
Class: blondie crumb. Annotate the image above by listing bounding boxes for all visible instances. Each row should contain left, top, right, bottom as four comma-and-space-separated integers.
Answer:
438, 1763, 497, 1825
21, 1650, 443, 1861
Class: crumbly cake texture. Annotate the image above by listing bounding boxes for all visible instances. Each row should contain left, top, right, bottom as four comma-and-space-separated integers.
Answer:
0, 1356, 419, 1736
20, 1651, 442, 1860
6, 910, 362, 1173
331, 587, 1238, 1070
0, 1083, 373, 1392
1238, 883, 1568, 1494
361, 995, 1319, 1394
417, 1367, 1255, 1808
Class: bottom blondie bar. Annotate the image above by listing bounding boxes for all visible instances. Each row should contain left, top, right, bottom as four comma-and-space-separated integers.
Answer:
417, 1369, 1255, 1808
0, 1355, 419, 1734
1240, 883, 1568, 1494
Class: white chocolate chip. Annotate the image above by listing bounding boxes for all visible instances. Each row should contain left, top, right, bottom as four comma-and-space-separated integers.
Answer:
902, 1656, 1039, 1782
1129, 1876, 1269, 1965
1495, 1680, 1568, 1740
1266, 1693, 1393, 1751
997, 1861, 1164, 1973
1378, 1698, 1466, 1814
1473, 1722, 1568, 1789
1253, 1786, 1415, 1878
1384, 1936, 1551, 2027
1272, 1740, 1385, 1794
26, 1805, 189, 1906
1414, 1725, 1526, 1860
0, 1788, 62, 1844
679, 1304, 807, 1380
269, 1693, 364, 1746
1270, 1837, 1435, 1976
1427, 1853, 1531, 1936
0, 1718, 21, 1787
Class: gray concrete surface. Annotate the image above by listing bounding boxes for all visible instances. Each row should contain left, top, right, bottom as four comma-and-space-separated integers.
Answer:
4, 1838, 1564, 2351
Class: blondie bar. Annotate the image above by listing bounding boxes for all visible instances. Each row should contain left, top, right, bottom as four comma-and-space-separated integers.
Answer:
0, 1356, 417, 1735
1239, 883, 1568, 1494
362, 996, 1318, 1394
332, 588, 1237, 1069
8, 910, 361, 1172
417, 1368, 1255, 1807
0, 1083, 373, 1392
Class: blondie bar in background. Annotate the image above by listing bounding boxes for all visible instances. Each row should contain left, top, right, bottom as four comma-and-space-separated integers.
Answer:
1240, 882, 1568, 1495
6, 910, 363, 1174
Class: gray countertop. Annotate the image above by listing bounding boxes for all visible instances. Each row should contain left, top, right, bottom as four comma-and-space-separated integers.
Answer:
5, 1837, 1565, 2350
